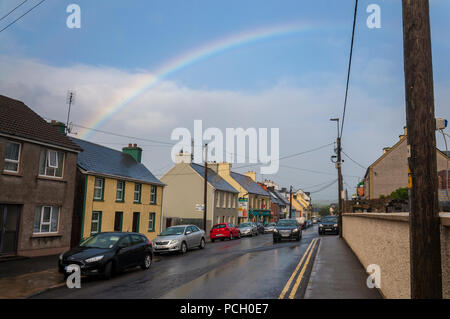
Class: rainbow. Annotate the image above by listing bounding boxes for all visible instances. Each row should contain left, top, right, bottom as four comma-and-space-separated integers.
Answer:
81, 22, 314, 139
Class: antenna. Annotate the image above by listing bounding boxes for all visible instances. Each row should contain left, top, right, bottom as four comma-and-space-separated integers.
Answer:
66, 91, 75, 134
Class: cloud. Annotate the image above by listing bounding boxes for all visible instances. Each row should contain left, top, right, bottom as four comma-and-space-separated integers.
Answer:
0, 55, 437, 200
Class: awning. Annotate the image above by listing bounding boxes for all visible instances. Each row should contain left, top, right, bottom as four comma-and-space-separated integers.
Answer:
250, 210, 271, 217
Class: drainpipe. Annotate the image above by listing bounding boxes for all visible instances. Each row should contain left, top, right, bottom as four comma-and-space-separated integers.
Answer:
160, 186, 165, 232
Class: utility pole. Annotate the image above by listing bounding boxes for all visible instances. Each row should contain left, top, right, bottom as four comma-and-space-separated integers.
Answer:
402, 0, 442, 299
289, 186, 292, 218
331, 118, 343, 238
66, 91, 75, 134
203, 143, 208, 232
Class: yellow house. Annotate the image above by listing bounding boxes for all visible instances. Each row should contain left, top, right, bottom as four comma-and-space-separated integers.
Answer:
70, 139, 165, 245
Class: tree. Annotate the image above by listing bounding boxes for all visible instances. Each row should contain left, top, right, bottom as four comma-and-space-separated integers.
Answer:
390, 187, 409, 200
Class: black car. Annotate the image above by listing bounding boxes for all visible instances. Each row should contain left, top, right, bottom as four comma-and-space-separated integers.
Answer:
273, 219, 302, 243
58, 232, 153, 279
256, 222, 265, 234
318, 216, 339, 235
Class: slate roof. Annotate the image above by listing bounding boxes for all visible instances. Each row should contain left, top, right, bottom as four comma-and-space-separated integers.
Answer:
190, 163, 238, 193
268, 190, 283, 205
229, 171, 269, 196
71, 138, 164, 185
273, 189, 290, 206
0, 95, 81, 151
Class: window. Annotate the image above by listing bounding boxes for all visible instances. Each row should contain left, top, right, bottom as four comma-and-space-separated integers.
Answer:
39, 148, 64, 177
91, 211, 102, 235
131, 234, 145, 244
232, 195, 236, 208
222, 192, 226, 208
148, 212, 156, 232
33, 206, 59, 234
93, 177, 104, 200
4, 142, 21, 173
150, 185, 157, 204
216, 192, 220, 207
116, 180, 125, 202
134, 183, 141, 203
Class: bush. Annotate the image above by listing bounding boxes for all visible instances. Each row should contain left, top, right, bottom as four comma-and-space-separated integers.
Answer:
390, 187, 409, 200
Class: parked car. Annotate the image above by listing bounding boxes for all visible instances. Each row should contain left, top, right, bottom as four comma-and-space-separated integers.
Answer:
255, 222, 265, 234
58, 232, 153, 280
152, 225, 206, 254
318, 216, 339, 235
210, 223, 240, 242
264, 222, 277, 233
312, 217, 319, 224
237, 222, 258, 237
306, 220, 313, 228
273, 219, 302, 243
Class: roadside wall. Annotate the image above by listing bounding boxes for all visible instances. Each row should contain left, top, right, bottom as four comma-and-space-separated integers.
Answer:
343, 213, 450, 299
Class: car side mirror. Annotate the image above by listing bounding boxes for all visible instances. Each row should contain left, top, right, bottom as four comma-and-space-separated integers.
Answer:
186, 231, 192, 235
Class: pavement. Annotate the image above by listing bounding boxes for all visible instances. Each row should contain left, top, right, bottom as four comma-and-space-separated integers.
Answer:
304, 235, 382, 299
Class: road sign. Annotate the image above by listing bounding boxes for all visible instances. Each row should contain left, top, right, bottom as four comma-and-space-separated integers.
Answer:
195, 204, 204, 212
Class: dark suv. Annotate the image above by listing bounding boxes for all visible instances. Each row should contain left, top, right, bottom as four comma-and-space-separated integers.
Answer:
318, 216, 339, 235
273, 219, 302, 243
59, 232, 153, 279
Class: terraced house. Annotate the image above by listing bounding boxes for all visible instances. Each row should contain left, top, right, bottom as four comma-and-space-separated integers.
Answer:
70, 139, 165, 246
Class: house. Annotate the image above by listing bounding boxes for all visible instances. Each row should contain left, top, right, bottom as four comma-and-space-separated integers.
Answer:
0, 95, 81, 257
70, 139, 165, 245
363, 127, 450, 199
207, 162, 271, 224
160, 153, 239, 233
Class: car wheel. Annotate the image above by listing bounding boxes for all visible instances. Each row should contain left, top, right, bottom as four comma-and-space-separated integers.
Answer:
141, 253, 152, 270
273, 238, 278, 243
180, 241, 188, 254
199, 238, 206, 249
103, 261, 113, 280
296, 234, 301, 241
211, 238, 215, 243
229, 233, 233, 240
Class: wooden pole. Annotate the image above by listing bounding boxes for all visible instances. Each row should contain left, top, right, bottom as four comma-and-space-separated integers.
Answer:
203, 143, 208, 232
402, 0, 442, 299
337, 136, 343, 238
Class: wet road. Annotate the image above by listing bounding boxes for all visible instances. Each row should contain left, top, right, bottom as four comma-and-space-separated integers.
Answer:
34, 225, 321, 299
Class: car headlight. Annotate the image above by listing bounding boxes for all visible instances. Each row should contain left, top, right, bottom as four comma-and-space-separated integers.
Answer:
293, 228, 299, 232
334, 224, 338, 227
59, 253, 64, 260
319, 224, 323, 227
85, 255, 104, 263
170, 239, 180, 245
273, 229, 278, 232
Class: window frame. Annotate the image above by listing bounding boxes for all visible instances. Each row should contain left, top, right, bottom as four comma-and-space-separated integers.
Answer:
93, 177, 105, 201
4, 141, 21, 173
134, 183, 142, 203
33, 206, 60, 234
116, 180, 125, 202
148, 212, 156, 232
91, 211, 102, 235
38, 148, 64, 178
150, 185, 157, 204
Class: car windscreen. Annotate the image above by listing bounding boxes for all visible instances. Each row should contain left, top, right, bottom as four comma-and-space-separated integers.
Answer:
277, 220, 297, 226
212, 224, 226, 229
159, 226, 186, 236
80, 233, 121, 249
238, 223, 252, 228
266, 223, 276, 227
322, 217, 337, 223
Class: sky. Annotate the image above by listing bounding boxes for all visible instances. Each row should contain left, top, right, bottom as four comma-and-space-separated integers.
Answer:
1, 0, 450, 202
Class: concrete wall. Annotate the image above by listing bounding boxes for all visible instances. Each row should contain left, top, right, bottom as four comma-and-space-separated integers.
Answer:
0, 137, 78, 257
343, 213, 450, 299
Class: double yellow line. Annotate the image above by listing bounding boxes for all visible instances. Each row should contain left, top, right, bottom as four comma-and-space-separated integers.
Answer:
278, 238, 319, 299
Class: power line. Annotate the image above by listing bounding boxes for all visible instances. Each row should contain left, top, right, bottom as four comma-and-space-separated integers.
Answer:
0, 0, 28, 22
340, 0, 358, 139
309, 179, 338, 194
0, 0, 46, 34
342, 150, 366, 169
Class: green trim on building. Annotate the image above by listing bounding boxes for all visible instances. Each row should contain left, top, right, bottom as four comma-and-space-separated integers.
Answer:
80, 175, 88, 240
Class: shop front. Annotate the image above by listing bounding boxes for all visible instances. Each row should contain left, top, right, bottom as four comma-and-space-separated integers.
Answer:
249, 209, 271, 224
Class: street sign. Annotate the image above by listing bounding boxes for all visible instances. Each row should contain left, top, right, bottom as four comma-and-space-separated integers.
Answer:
238, 198, 248, 217
195, 204, 204, 212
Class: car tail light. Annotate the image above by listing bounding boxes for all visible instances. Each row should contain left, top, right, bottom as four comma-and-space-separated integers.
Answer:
148, 241, 152, 246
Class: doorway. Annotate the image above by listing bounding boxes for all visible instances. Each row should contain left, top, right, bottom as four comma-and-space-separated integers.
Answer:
0, 205, 21, 255
132, 212, 140, 233
114, 212, 123, 232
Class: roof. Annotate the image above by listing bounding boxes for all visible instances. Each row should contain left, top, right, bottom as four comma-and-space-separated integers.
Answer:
273, 189, 290, 205
190, 163, 238, 193
0, 95, 81, 151
71, 138, 164, 185
268, 190, 283, 205
229, 171, 269, 196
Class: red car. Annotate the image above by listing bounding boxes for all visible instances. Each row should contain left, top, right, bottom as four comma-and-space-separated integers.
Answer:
210, 223, 240, 242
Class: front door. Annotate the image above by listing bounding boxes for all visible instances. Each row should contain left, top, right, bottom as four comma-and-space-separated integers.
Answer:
0, 205, 21, 255
114, 212, 123, 232
132, 212, 140, 233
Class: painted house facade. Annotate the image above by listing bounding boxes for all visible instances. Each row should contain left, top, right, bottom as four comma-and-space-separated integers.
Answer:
70, 139, 164, 245
363, 128, 450, 199
0, 95, 81, 257
160, 154, 239, 234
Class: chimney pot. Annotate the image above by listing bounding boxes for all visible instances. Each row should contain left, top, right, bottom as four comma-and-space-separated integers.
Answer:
133, 143, 137, 148
128, 143, 132, 147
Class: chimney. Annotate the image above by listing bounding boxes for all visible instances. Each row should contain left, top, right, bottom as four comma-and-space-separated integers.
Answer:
383, 147, 391, 154
122, 143, 142, 163
50, 120, 67, 135
209, 162, 231, 176
245, 171, 256, 182
174, 151, 192, 164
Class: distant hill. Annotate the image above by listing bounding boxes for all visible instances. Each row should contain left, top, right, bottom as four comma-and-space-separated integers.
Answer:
312, 199, 336, 208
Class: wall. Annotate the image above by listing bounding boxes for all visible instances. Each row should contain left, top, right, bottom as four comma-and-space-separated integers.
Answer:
0, 137, 78, 257
343, 213, 450, 299
81, 175, 163, 241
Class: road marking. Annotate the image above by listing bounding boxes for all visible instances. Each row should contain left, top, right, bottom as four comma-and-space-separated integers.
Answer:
288, 238, 319, 299
278, 238, 316, 299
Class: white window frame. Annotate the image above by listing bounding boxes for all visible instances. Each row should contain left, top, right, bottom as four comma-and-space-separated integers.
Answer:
150, 185, 157, 204
4, 141, 21, 173
34, 206, 59, 234
39, 148, 64, 178
93, 177, 104, 200
116, 180, 125, 201
216, 192, 220, 208
91, 211, 101, 234
134, 183, 141, 203
222, 192, 226, 208
47, 150, 58, 168
148, 212, 155, 232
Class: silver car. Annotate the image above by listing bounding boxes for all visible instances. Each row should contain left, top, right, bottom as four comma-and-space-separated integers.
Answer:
264, 222, 277, 233
152, 225, 206, 254
237, 222, 258, 237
